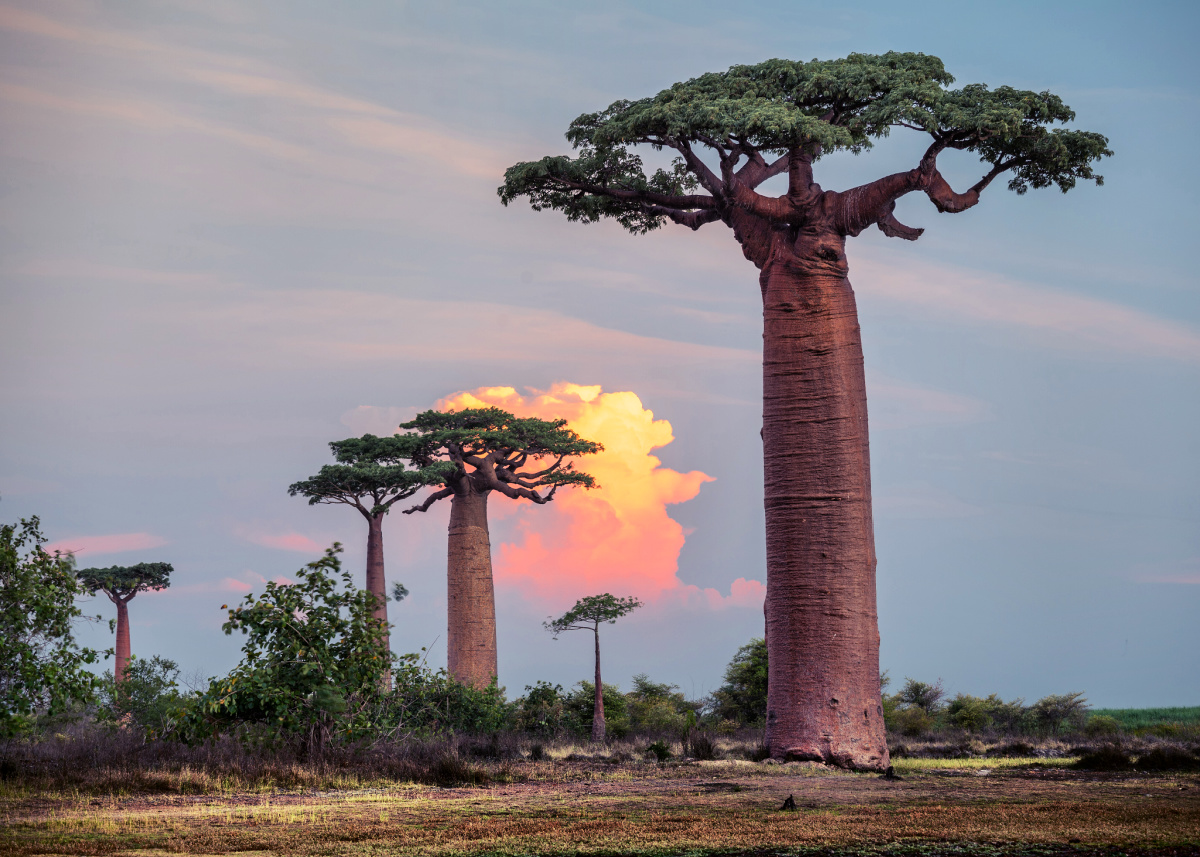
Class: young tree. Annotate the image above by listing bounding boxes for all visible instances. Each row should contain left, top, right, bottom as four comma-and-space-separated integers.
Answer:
77, 561, 172, 684
1, 515, 103, 735
544, 593, 642, 742
289, 434, 455, 655
499, 53, 1110, 768
402, 407, 602, 689
709, 637, 769, 727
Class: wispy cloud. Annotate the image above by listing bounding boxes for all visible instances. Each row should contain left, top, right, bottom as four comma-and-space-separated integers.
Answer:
239, 529, 327, 554
1130, 557, 1200, 585
855, 254, 1200, 364
867, 371, 991, 430
44, 532, 169, 558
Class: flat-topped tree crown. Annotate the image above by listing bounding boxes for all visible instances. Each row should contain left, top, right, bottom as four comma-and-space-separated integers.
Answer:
499, 52, 1110, 241
498, 53, 1110, 769
77, 562, 172, 602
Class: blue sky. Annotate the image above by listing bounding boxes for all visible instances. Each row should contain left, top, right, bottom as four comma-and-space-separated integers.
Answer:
1, 0, 1196, 707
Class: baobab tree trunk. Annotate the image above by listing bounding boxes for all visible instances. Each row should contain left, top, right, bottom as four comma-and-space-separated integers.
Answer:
446, 487, 498, 689
113, 597, 130, 684
365, 512, 391, 688
365, 512, 389, 650
759, 240, 889, 771
592, 627, 605, 743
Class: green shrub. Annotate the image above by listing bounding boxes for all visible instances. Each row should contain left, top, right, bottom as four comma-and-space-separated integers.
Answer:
706, 637, 767, 727
1030, 692, 1089, 735
1084, 714, 1122, 738
564, 681, 629, 738
97, 655, 185, 738
888, 705, 933, 737
626, 674, 698, 734
897, 678, 945, 714
644, 739, 672, 762
512, 681, 565, 736
383, 662, 512, 735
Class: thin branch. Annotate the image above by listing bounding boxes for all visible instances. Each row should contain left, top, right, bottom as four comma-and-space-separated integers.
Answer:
402, 486, 454, 515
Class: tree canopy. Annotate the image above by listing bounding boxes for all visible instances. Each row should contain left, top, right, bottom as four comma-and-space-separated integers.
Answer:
402, 407, 602, 512
499, 52, 1110, 239
288, 434, 457, 518
544, 593, 643, 636
77, 562, 173, 603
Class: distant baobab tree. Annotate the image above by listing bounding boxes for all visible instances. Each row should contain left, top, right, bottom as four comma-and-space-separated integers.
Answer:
402, 407, 601, 689
288, 434, 455, 656
545, 593, 642, 742
500, 52, 1110, 768
77, 562, 172, 683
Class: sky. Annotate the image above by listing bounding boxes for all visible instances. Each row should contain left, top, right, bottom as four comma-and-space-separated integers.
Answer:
1, 0, 1197, 708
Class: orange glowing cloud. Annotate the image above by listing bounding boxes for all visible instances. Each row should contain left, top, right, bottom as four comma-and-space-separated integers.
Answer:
436, 383, 764, 609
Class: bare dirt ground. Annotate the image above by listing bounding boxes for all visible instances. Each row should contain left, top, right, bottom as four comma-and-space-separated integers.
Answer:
2, 760, 1198, 856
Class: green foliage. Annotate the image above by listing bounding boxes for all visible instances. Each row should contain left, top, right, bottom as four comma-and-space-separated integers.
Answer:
897, 677, 946, 714
644, 738, 673, 763
707, 637, 768, 726
544, 593, 642, 637
564, 681, 629, 738
887, 705, 934, 737
1090, 706, 1200, 730
97, 655, 184, 738
512, 681, 566, 736
1029, 692, 1089, 735
380, 660, 512, 736
402, 407, 602, 493
77, 562, 172, 601
500, 53, 1110, 233
0, 516, 103, 737
289, 434, 456, 517
625, 674, 699, 734
178, 545, 391, 748
1084, 714, 1123, 738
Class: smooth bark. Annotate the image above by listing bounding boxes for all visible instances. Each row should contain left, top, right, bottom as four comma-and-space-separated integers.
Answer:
592, 628, 605, 743
446, 486, 498, 689
113, 597, 130, 684
364, 513, 389, 650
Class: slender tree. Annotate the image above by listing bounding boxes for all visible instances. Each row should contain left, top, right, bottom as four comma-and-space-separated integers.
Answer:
402, 407, 602, 689
288, 434, 455, 656
499, 53, 1109, 769
544, 593, 642, 743
77, 561, 172, 683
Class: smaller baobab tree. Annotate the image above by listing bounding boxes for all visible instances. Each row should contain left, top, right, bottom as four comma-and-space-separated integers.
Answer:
402, 408, 602, 689
77, 562, 172, 683
288, 435, 455, 655
545, 593, 642, 743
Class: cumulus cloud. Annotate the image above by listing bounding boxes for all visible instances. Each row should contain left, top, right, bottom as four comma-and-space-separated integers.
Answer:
435, 383, 763, 609
44, 532, 169, 558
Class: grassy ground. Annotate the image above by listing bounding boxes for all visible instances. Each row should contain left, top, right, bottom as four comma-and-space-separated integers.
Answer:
1092, 708, 1200, 731
2, 758, 1198, 856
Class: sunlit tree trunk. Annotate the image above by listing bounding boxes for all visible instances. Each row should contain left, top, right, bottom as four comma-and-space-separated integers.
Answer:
446, 486, 498, 689
759, 233, 888, 770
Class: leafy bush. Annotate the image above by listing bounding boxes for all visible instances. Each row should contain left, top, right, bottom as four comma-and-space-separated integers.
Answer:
887, 705, 934, 737
564, 681, 628, 738
1030, 692, 1089, 735
626, 674, 698, 735
706, 637, 767, 726
382, 661, 512, 735
1084, 714, 1122, 738
97, 655, 185, 738
897, 677, 945, 714
1, 516, 104, 736
644, 739, 672, 762
512, 681, 566, 736
178, 545, 392, 750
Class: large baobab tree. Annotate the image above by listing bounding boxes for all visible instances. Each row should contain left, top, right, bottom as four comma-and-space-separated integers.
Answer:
499, 53, 1110, 769
288, 435, 455, 655
402, 407, 601, 689
544, 593, 642, 743
77, 562, 172, 683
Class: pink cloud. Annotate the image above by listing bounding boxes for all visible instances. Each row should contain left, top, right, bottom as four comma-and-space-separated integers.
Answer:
45, 532, 168, 558
242, 531, 326, 553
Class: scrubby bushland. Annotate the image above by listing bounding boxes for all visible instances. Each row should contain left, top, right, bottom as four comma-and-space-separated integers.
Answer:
96, 655, 185, 738
706, 637, 767, 728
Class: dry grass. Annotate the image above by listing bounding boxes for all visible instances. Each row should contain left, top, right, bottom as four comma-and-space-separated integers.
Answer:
2, 762, 1197, 856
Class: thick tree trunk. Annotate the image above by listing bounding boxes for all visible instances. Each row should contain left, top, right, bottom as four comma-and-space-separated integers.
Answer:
760, 244, 888, 770
446, 487, 498, 689
591, 628, 605, 743
114, 597, 130, 684
365, 513, 389, 648
365, 512, 391, 687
